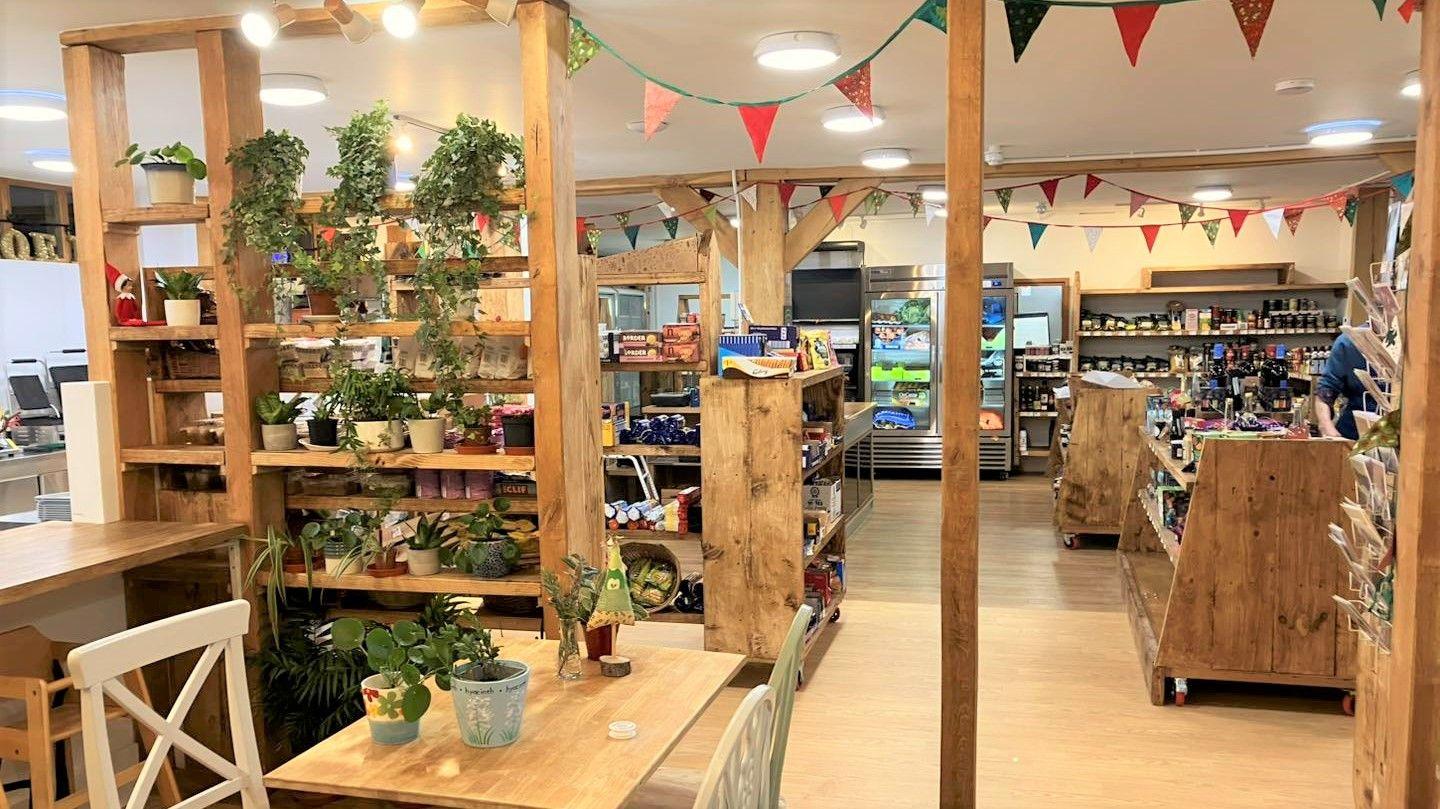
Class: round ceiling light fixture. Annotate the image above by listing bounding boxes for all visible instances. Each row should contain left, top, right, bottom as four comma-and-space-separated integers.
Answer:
260, 74, 328, 106
821, 105, 885, 133
753, 31, 840, 71
0, 90, 67, 122
240, 3, 296, 47
918, 184, 947, 203
1402, 69, 1422, 99
860, 147, 911, 170
1274, 78, 1316, 96
1305, 119, 1382, 147
1192, 184, 1234, 202
382, 0, 425, 38
26, 148, 74, 174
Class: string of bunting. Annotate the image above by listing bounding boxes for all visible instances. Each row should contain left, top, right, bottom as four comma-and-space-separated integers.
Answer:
568, 0, 1408, 164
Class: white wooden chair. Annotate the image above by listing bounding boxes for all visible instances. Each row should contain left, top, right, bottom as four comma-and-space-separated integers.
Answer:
628, 683, 779, 809
764, 605, 813, 809
66, 600, 268, 809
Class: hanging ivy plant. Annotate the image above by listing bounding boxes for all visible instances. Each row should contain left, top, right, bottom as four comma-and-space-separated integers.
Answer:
316, 101, 394, 322
222, 128, 310, 310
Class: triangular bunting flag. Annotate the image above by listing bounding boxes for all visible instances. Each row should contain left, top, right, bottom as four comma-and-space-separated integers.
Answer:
1261, 208, 1285, 238
818, 184, 834, 199
995, 188, 1013, 212
643, 82, 682, 141
738, 105, 780, 163
1028, 222, 1048, 249
925, 205, 937, 226
1178, 203, 1198, 227
1229, 0, 1274, 58
778, 182, 798, 207
663, 216, 679, 239
1084, 226, 1103, 253
739, 185, 758, 211
1371, 0, 1387, 19
1003, 0, 1050, 62
1202, 219, 1222, 246
615, 212, 630, 228
832, 62, 874, 119
575, 217, 587, 241
828, 193, 850, 224
624, 225, 641, 248
1084, 174, 1103, 198
1283, 207, 1304, 235
1140, 224, 1161, 252
1399, 0, 1416, 23
702, 206, 721, 228
1113, 5, 1161, 67
567, 20, 600, 77
1039, 178, 1061, 206
585, 227, 603, 255
1325, 192, 1350, 220
319, 226, 337, 244
982, 215, 993, 230
474, 213, 491, 233
907, 193, 924, 216
1129, 191, 1149, 217
916, 0, 948, 32
1228, 208, 1249, 236
863, 190, 887, 217
1393, 172, 1415, 200
1344, 196, 1360, 226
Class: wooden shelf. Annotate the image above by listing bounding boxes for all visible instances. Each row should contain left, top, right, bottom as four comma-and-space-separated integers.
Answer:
647, 610, 705, 624
1140, 429, 1195, 490
275, 255, 531, 276
802, 594, 845, 655
110, 325, 218, 342
804, 515, 845, 566
1082, 282, 1347, 296
119, 444, 224, 466
244, 320, 529, 340
103, 204, 210, 226
1077, 328, 1339, 338
1137, 490, 1181, 563
640, 405, 701, 416
793, 365, 846, 387
328, 605, 542, 633
252, 449, 536, 472
802, 443, 845, 480
1016, 372, 1067, 378
612, 530, 702, 542
294, 189, 525, 215
601, 361, 708, 373
262, 568, 541, 598
286, 495, 538, 514
276, 377, 534, 395
605, 444, 701, 458
1018, 411, 1058, 418
153, 378, 219, 393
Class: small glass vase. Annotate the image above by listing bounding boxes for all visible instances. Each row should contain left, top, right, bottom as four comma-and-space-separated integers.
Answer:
557, 618, 583, 681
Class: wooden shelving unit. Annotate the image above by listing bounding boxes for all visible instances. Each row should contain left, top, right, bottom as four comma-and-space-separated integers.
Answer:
1053, 378, 1148, 540
1116, 432, 1356, 705
110, 325, 219, 342
119, 444, 225, 466
242, 320, 529, 340
601, 360, 708, 373
152, 377, 536, 395
250, 449, 537, 472
286, 495, 539, 514
261, 569, 541, 598
102, 203, 210, 226
605, 444, 701, 458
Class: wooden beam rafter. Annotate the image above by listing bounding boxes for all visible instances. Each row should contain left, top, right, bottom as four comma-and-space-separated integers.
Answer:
653, 185, 738, 266
782, 179, 873, 272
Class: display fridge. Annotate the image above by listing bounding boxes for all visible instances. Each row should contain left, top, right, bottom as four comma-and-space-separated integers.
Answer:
862, 263, 1014, 474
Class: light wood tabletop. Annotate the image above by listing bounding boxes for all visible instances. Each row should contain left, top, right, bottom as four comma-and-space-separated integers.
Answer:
264, 639, 745, 809
0, 520, 246, 607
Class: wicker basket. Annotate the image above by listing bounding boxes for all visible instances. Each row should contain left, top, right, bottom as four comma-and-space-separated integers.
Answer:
163, 347, 221, 379
619, 541, 682, 614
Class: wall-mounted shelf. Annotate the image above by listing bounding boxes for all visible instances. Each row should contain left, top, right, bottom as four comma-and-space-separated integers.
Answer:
251, 449, 536, 472
103, 204, 210, 226
1083, 282, 1347, 296
1077, 328, 1340, 338
243, 320, 529, 340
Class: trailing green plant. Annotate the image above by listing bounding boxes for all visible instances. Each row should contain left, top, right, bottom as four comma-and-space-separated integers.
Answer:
407, 513, 456, 551
153, 269, 204, 300
222, 129, 311, 306
462, 498, 512, 540
245, 526, 325, 645
317, 101, 393, 321
116, 141, 208, 180
540, 553, 648, 627
254, 391, 310, 425
253, 600, 370, 754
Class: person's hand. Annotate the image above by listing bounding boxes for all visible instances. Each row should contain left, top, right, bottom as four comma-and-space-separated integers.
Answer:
1318, 422, 1344, 438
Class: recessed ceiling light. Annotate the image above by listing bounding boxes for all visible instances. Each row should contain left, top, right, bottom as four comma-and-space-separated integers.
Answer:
1192, 185, 1234, 202
626, 119, 667, 135
240, 3, 296, 47
1274, 78, 1316, 96
821, 105, 885, 133
753, 31, 840, 71
861, 147, 911, 170
26, 148, 74, 174
1305, 119, 1382, 147
918, 184, 947, 203
382, 0, 424, 38
0, 90, 66, 122
260, 73, 328, 106
1402, 70, 1422, 99
394, 176, 416, 193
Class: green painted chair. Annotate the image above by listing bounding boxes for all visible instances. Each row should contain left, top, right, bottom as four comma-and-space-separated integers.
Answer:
766, 604, 814, 809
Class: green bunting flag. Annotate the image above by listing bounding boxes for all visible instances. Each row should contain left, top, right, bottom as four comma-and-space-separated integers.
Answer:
1178, 203, 1198, 227
585, 227, 603, 255
1202, 219, 1221, 246
567, 21, 600, 77
615, 211, 629, 227
1028, 222, 1048, 248
863, 190, 887, 217
1344, 196, 1360, 226
624, 225, 641, 248
908, 193, 924, 217
663, 216, 679, 239
1371, 0, 1387, 18
916, 0, 948, 33
995, 188, 1013, 213
1003, 1, 1050, 62
702, 206, 721, 228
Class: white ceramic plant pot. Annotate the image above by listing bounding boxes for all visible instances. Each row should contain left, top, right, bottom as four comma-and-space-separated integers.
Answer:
324, 552, 364, 576
260, 423, 298, 451
407, 418, 445, 454
163, 299, 201, 327
407, 548, 442, 576
143, 163, 196, 205
353, 420, 397, 451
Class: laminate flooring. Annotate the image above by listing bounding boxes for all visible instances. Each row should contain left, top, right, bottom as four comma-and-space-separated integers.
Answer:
627, 475, 1354, 808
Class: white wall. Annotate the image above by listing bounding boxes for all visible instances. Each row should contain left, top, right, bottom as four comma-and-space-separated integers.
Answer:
0, 259, 87, 378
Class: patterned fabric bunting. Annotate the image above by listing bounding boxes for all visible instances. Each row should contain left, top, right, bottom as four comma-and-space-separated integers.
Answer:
585, 227, 603, 255
1178, 203, 1199, 227
1084, 174, 1103, 198
1202, 219, 1222, 246
738, 105, 780, 163
1325, 192, 1350, 220
1129, 191, 1149, 217
1039, 178, 1061, 206
1229, 0, 1275, 58
982, 215, 993, 230
908, 193, 924, 216
863, 190, 888, 217
643, 82, 682, 141
567, 21, 600, 77
1283, 207, 1304, 235
1344, 196, 1360, 226
915, 0, 948, 32
1003, 1, 1050, 62
833, 63, 874, 119
615, 212, 629, 228
624, 225, 641, 248
996, 188, 1013, 212
663, 217, 679, 239
1028, 222, 1048, 248
474, 213, 490, 233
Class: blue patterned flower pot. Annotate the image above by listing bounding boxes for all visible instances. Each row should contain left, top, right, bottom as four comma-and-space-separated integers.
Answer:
466, 538, 517, 579
360, 674, 420, 745
449, 660, 530, 748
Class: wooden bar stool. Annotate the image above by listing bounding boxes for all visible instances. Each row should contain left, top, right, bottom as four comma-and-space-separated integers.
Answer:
0, 626, 180, 809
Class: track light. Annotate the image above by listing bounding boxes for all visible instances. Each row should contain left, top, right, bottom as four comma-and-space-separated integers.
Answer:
382, 0, 424, 38
240, 2, 296, 48
324, 0, 373, 43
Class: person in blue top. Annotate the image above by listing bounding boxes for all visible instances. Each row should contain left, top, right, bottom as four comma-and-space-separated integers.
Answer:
1314, 329, 1372, 440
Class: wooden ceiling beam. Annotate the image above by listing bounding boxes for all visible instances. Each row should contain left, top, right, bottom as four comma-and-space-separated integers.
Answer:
782, 179, 874, 272
652, 185, 738, 266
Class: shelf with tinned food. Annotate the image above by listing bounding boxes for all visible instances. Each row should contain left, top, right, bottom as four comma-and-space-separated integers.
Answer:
1076, 328, 1340, 338
802, 442, 846, 480
803, 513, 846, 567
258, 567, 541, 598
251, 449, 535, 472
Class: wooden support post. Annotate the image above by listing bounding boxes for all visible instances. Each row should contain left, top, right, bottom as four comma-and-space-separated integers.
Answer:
62, 44, 156, 520
781, 178, 872, 272
1385, 7, 1440, 806
654, 184, 739, 266
941, 0, 982, 806
1348, 192, 1389, 324
740, 182, 785, 323
520, 0, 604, 636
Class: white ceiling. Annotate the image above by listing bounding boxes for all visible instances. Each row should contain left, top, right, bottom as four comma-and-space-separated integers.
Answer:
0, 0, 1421, 195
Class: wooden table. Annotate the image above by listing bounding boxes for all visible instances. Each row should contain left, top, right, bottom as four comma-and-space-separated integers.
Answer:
265, 639, 745, 809
0, 520, 246, 607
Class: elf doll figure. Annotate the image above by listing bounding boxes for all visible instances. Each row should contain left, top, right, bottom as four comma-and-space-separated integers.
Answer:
105, 262, 144, 325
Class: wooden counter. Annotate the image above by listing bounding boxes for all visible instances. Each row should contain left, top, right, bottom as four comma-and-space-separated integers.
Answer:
0, 520, 245, 607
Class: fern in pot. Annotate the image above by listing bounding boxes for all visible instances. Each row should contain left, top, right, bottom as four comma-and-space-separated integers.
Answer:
255, 392, 309, 450
117, 141, 207, 205
153, 269, 205, 327
404, 513, 454, 576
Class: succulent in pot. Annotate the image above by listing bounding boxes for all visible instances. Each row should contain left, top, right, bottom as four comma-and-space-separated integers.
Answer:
451, 500, 516, 579
117, 141, 208, 205
453, 403, 496, 455
404, 513, 454, 576
255, 391, 309, 451
153, 269, 206, 327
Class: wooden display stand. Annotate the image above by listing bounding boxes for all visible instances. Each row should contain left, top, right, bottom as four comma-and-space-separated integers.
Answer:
700, 365, 847, 667
1052, 378, 1148, 543
1117, 430, 1357, 705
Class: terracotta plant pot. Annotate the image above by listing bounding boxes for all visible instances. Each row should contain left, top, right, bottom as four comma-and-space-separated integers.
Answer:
455, 439, 498, 455
281, 548, 321, 574
367, 561, 409, 578
584, 624, 616, 661
143, 163, 195, 205
163, 299, 201, 327
407, 418, 445, 454
308, 290, 339, 316
260, 422, 299, 451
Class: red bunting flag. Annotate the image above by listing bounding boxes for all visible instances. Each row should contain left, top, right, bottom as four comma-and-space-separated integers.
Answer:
1039, 178, 1061, 206
832, 62, 874, 119
575, 217, 587, 240
828, 192, 850, 224
1283, 207, 1304, 235
1228, 208, 1249, 236
1084, 174, 1103, 198
474, 213, 490, 233
1129, 191, 1149, 217
778, 182, 798, 207
738, 105, 780, 163
1399, 0, 1416, 22
643, 81, 682, 141
1141, 224, 1161, 252
983, 215, 993, 230
1325, 192, 1350, 220
1229, 0, 1274, 58
1113, 4, 1161, 67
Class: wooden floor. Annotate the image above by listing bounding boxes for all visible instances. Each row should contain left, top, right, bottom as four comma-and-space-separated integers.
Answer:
627, 475, 1354, 808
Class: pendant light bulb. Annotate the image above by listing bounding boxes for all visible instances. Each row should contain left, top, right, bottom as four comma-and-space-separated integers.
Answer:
382, 0, 424, 38
240, 2, 295, 48
324, 0, 374, 43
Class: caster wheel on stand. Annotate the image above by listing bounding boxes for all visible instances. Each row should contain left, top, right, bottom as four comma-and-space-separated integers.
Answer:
830, 608, 841, 623
1173, 677, 1189, 706
1062, 534, 1081, 550
1342, 692, 1356, 716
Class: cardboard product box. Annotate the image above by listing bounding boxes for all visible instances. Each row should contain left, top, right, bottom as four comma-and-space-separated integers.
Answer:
663, 322, 701, 344
749, 325, 799, 350
414, 470, 441, 499
618, 330, 663, 347
494, 477, 537, 498
662, 342, 702, 363
440, 470, 466, 500
619, 344, 664, 362
601, 402, 630, 446
465, 471, 493, 500
804, 477, 843, 521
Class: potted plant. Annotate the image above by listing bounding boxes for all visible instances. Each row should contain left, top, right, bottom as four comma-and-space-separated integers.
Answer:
332, 366, 411, 451
153, 269, 205, 327
116, 142, 208, 205
405, 514, 454, 576
401, 391, 449, 455
365, 524, 408, 578
244, 526, 325, 644
439, 624, 530, 748
329, 618, 432, 745
454, 500, 516, 579
500, 409, 534, 456
308, 512, 368, 576
542, 550, 649, 678
255, 392, 309, 451
307, 392, 339, 447
453, 403, 495, 455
